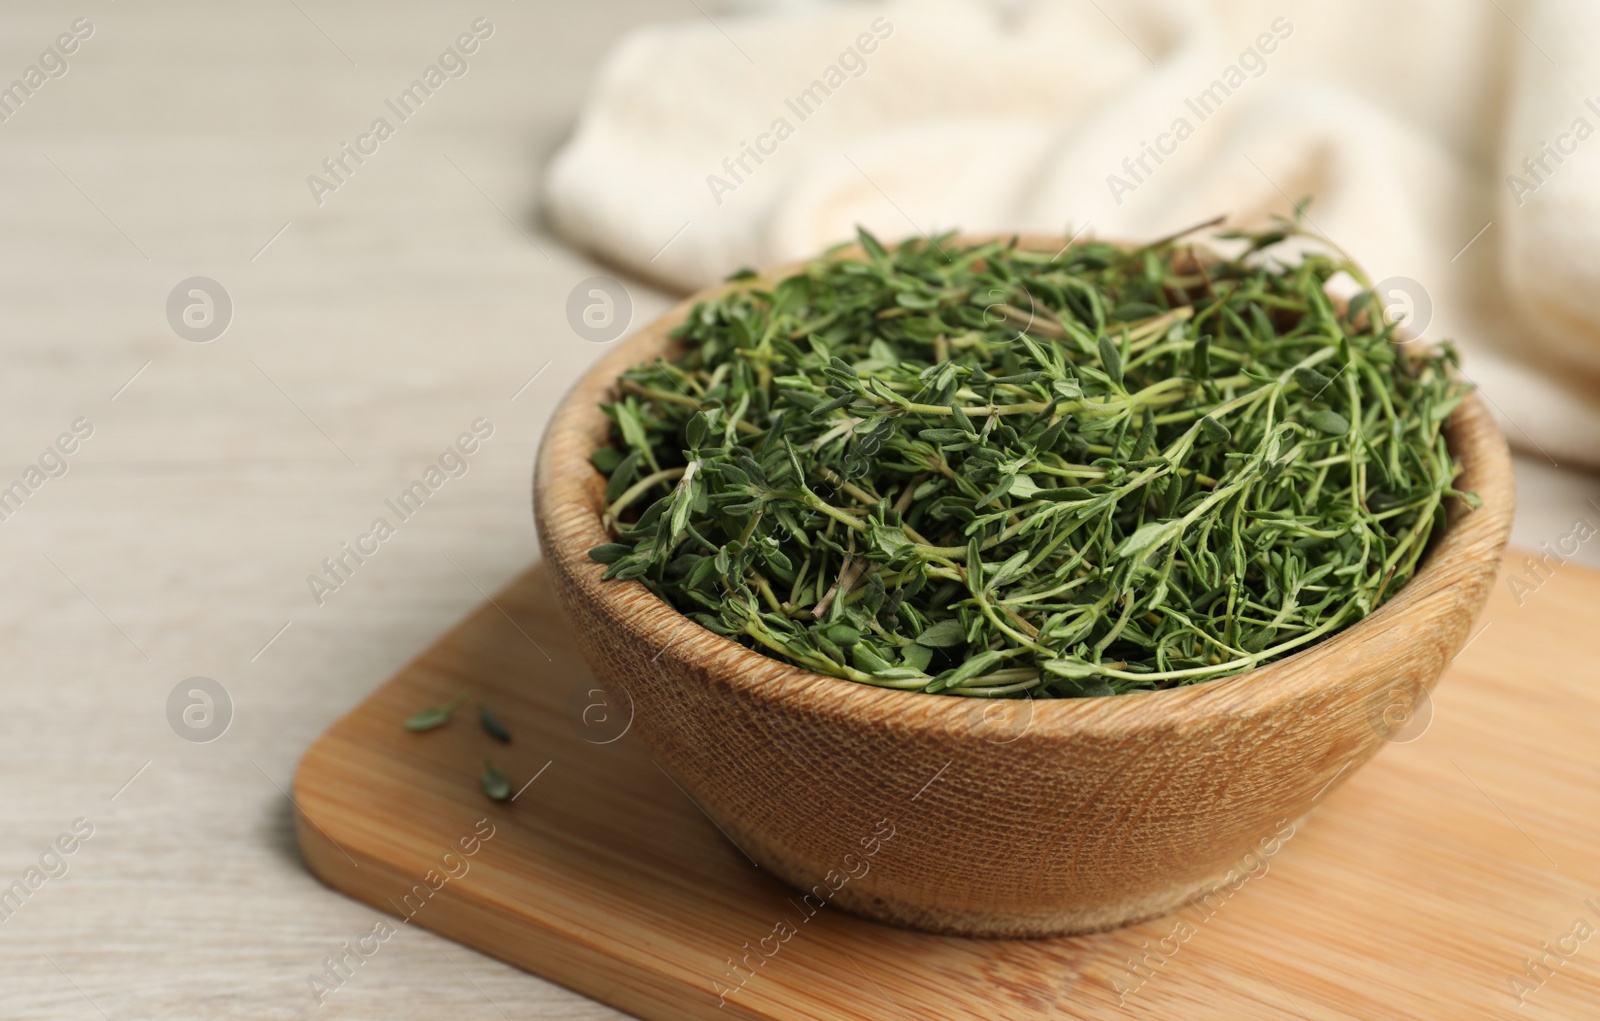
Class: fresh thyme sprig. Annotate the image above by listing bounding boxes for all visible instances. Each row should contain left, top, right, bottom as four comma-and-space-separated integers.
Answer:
587, 218, 1476, 698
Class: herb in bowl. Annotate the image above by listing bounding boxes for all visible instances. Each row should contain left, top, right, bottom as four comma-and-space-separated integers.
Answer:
587, 220, 1476, 698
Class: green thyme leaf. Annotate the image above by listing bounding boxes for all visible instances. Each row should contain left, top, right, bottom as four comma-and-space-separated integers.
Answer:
1191, 335, 1211, 379
1293, 367, 1333, 394
588, 543, 631, 564
481, 760, 511, 802
1307, 409, 1351, 436
404, 690, 468, 732
1097, 334, 1124, 386
590, 447, 625, 473
1199, 415, 1231, 444
479, 704, 511, 743
916, 619, 967, 648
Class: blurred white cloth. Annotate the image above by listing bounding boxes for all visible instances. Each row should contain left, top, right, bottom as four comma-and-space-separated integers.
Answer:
545, 0, 1600, 468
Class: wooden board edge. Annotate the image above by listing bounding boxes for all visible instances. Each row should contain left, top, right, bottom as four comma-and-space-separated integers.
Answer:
292, 688, 780, 1021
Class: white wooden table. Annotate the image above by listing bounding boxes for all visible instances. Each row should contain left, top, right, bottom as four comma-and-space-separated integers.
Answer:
0, 3, 1595, 1019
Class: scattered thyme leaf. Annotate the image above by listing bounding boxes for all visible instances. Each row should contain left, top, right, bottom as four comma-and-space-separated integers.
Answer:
403, 690, 468, 732
479, 704, 511, 743
481, 760, 511, 802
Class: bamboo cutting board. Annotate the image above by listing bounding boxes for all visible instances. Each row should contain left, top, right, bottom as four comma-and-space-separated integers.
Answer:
294, 551, 1600, 1021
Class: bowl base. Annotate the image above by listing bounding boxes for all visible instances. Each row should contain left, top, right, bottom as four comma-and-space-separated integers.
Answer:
743, 823, 1303, 939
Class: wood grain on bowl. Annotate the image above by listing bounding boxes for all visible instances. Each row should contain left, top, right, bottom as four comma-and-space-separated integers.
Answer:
532, 237, 1516, 937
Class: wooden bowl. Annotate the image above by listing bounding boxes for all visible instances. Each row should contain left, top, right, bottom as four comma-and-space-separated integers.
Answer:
533, 239, 1515, 938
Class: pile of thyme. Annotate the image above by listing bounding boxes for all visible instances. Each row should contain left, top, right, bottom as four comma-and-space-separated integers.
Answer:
587, 218, 1476, 698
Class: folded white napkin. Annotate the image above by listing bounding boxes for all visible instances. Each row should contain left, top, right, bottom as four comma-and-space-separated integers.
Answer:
546, 0, 1600, 467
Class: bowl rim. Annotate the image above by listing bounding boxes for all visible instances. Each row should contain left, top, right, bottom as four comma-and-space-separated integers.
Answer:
534, 234, 1516, 739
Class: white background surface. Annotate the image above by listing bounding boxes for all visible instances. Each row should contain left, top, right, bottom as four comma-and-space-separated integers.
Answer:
0, 2, 1595, 1019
